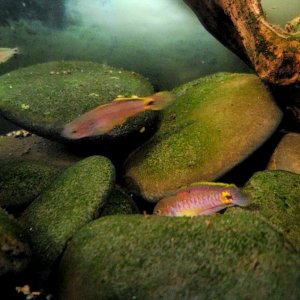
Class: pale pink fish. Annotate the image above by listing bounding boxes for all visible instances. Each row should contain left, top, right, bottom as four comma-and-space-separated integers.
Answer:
0, 47, 19, 64
62, 91, 173, 139
153, 182, 251, 217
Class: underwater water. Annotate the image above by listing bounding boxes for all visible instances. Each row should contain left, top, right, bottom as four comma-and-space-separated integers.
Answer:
0, 0, 250, 90
0, 1, 299, 299
261, 0, 300, 27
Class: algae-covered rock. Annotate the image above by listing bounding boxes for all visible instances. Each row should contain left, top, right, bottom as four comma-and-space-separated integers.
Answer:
125, 73, 282, 202
99, 186, 139, 216
57, 213, 300, 300
0, 159, 64, 208
243, 170, 300, 251
20, 155, 115, 277
0, 208, 31, 276
267, 132, 300, 174
0, 61, 156, 144
0, 135, 83, 166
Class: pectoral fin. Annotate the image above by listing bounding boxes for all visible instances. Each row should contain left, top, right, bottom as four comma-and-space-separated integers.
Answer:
200, 204, 233, 215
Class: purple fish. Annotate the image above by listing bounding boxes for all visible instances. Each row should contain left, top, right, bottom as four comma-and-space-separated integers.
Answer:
153, 182, 250, 217
62, 91, 173, 139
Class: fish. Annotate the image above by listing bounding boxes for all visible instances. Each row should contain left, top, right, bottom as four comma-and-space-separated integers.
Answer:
153, 182, 251, 217
62, 91, 173, 139
0, 47, 19, 64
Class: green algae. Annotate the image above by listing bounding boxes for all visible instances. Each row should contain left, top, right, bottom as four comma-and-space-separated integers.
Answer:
20, 155, 115, 277
0, 61, 153, 124
100, 186, 139, 216
0, 208, 31, 276
0, 61, 155, 142
57, 212, 300, 300
243, 170, 300, 251
125, 73, 282, 201
0, 159, 64, 208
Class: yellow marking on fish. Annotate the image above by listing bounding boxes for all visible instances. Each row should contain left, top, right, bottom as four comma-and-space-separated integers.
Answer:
190, 182, 237, 188
114, 95, 154, 108
114, 96, 145, 101
176, 208, 202, 217
221, 191, 233, 204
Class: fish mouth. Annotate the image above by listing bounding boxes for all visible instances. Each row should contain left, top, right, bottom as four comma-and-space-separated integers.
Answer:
61, 127, 84, 139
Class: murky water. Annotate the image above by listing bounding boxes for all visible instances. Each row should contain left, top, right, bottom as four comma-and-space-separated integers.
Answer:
261, 0, 299, 27
0, 0, 249, 90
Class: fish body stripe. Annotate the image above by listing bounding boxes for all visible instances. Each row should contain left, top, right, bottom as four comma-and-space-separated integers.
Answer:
173, 189, 226, 214
153, 183, 250, 216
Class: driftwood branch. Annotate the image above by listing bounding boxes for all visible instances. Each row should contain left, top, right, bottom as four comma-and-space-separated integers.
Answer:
185, 0, 300, 86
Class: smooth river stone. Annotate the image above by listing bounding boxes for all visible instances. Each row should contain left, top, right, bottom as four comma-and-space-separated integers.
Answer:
267, 132, 300, 174
0, 61, 156, 145
20, 155, 115, 278
57, 213, 300, 300
0, 159, 64, 209
125, 73, 282, 202
243, 170, 300, 251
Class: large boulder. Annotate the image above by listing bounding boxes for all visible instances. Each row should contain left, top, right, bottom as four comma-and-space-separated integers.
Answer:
0, 135, 83, 166
0, 159, 64, 209
0, 61, 157, 150
267, 132, 300, 174
243, 170, 300, 251
20, 155, 115, 277
99, 186, 139, 217
57, 212, 300, 300
125, 73, 282, 202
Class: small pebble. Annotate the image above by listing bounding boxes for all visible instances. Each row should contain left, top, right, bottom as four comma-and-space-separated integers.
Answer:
5, 130, 32, 138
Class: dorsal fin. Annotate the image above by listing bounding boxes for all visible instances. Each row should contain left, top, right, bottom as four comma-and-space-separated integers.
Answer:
189, 182, 237, 188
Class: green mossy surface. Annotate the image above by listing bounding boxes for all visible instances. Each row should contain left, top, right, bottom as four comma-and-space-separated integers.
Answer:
100, 186, 139, 216
244, 170, 300, 251
0, 135, 83, 166
57, 212, 300, 300
267, 132, 300, 174
0, 61, 153, 124
0, 61, 154, 140
20, 155, 115, 276
0, 208, 31, 276
0, 159, 64, 208
125, 73, 282, 201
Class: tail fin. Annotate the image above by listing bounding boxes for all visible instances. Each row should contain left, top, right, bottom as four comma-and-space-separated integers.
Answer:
145, 91, 174, 111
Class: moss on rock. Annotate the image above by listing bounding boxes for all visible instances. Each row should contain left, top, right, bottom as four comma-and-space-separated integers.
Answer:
20, 155, 115, 277
243, 170, 300, 251
0, 135, 83, 166
125, 73, 282, 202
0, 159, 64, 208
0, 208, 31, 276
57, 212, 300, 300
267, 132, 300, 174
0, 61, 155, 143
99, 186, 139, 216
